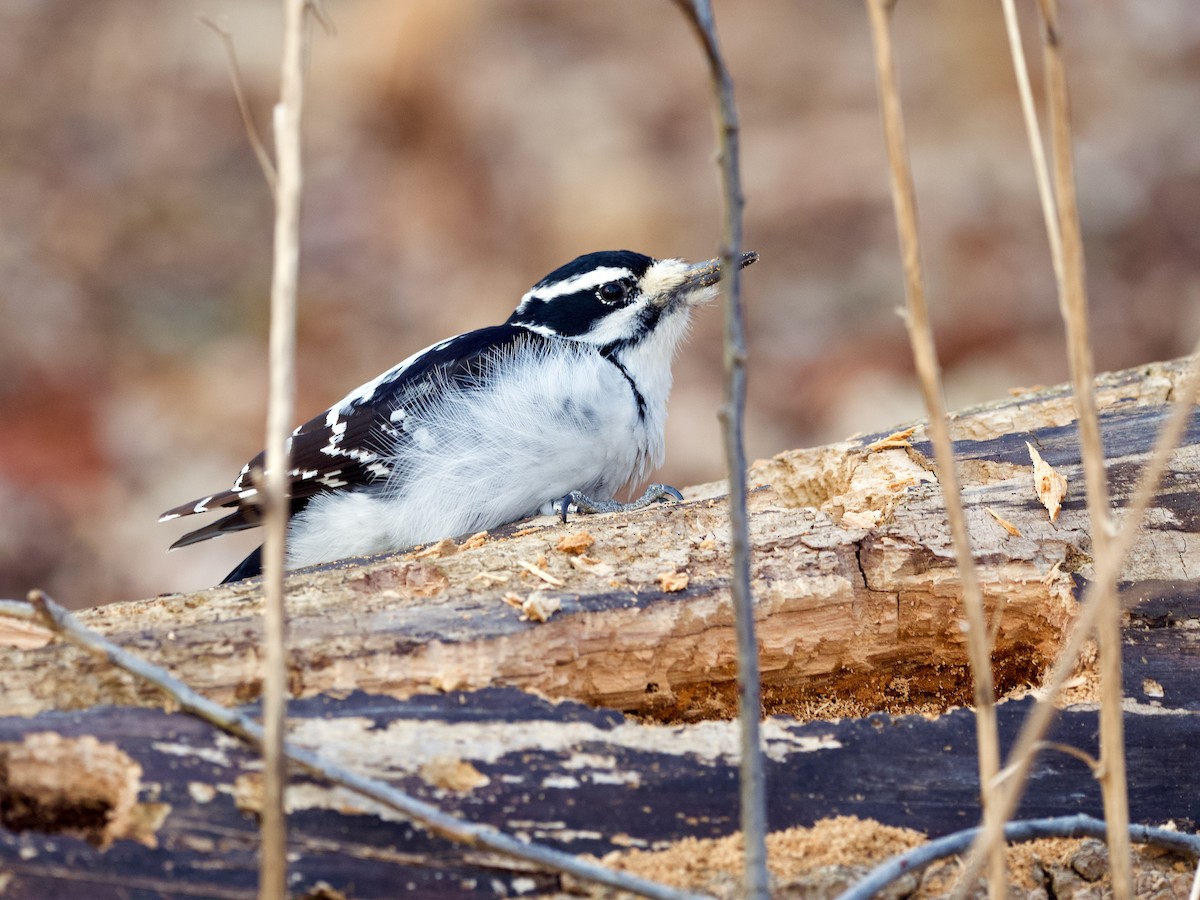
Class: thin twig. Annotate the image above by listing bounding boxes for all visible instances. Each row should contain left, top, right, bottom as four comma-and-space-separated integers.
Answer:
306, 0, 337, 37
260, 1, 309, 895
863, 1, 1007, 895
671, 2, 768, 897
3, 592, 706, 900
197, 15, 278, 197
1001, 0, 1062, 287
836, 814, 1200, 900
954, 343, 1200, 888
1035, 741, 1100, 772
1038, 4, 1133, 893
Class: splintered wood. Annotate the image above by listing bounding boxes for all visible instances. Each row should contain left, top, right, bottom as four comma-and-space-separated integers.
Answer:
1027, 441, 1068, 521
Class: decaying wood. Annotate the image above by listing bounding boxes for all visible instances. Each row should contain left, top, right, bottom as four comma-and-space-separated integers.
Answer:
1, 357, 1199, 898
0, 358, 1197, 724
0, 679, 1197, 899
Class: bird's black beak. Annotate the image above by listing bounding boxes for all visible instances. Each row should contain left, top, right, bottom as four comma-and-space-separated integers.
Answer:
684, 251, 759, 289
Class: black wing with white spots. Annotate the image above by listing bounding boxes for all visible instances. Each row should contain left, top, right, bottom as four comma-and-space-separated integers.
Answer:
160, 324, 543, 549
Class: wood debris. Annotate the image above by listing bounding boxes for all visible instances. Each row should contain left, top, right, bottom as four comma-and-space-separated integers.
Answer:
415, 537, 458, 558
0, 733, 168, 849
569, 555, 613, 577
460, 531, 489, 550
866, 426, 917, 451
471, 570, 509, 585
657, 571, 689, 593
501, 590, 562, 623
986, 507, 1023, 538
555, 531, 595, 555
419, 757, 490, 792
1027, 442, 1068, 521
398, 562, 448, 597
0, 618, 53, 650
516, 559, 565, 587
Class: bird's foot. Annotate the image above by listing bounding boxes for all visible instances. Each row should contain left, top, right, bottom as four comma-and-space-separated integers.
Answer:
554, 484, 684, 523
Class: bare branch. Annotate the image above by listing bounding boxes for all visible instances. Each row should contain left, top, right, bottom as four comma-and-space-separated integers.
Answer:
306, 0, 337, 37
1, 592, 706, 900
197, 15, 278, 197
670, 2, 767, 897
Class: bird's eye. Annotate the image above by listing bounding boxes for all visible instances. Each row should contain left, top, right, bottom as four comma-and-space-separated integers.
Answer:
597, 281, 630, 305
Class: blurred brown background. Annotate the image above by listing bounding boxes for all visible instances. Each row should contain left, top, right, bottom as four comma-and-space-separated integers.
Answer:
1, 1, 1197, 606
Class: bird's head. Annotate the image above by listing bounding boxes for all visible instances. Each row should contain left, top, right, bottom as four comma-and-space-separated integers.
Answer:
507, 249, 757, 348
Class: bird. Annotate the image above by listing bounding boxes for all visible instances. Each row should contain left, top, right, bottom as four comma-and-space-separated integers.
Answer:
160, 249, 758, 583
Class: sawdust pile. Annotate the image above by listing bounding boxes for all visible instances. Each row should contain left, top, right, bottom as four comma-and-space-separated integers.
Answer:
593, 818, 1195, 898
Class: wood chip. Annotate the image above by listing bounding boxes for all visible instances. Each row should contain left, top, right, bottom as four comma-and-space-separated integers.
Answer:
555, 531, 595, 555
419, 757, 490, 792
512, 526, 542, 537
657, 571, 689, 593
1027, 442, 1068, 521
415, 537, 458, 558
0, 618, 53, 650
521, 590, 561, 623
986, 507, 1023, 538
501, 590, 561, 623
460, 531, 489, 550
471, 571, 509, 585
867, 426, 917, 451
516, 559, 565, 587
569, 555, 613, 577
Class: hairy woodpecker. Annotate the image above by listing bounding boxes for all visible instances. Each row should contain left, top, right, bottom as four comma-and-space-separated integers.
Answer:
161, 249, 758, 582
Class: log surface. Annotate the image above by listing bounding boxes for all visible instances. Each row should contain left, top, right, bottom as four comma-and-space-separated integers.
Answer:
0, 357, 1198, 897
0, 673, 1197, 899
1, 358, 1195, 724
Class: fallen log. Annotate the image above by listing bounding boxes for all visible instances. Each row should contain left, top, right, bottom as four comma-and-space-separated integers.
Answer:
1, 357, 1196, 722
0, 356, 1197, 897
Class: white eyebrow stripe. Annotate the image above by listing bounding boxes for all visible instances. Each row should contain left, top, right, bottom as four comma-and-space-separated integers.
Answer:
522, 266, 632, 304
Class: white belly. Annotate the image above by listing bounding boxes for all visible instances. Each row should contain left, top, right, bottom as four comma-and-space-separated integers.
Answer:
285, 343, 663, 568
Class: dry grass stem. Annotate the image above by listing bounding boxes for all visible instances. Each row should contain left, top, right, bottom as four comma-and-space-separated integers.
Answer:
956, 4, 1137, 895
955, 343, 1200, 889
1000, 0, 1062, 286
1036, 2, 1132, 893
260, 0, 310, 894
672, 1, 767, 896
0, 592, 705, 900
863, 1, 1006, 894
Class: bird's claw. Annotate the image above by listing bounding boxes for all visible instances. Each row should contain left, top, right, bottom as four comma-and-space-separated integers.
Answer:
555, 483, 684, 523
